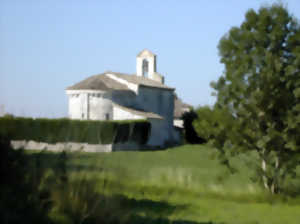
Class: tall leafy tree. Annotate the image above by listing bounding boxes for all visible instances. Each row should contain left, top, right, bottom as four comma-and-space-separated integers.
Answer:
211, 4, 300, 194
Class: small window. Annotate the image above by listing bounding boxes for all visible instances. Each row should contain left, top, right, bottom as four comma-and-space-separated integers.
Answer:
105, 113, 109, 120
142, 59, 149, 77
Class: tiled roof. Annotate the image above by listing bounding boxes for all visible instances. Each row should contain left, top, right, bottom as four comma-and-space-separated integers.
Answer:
66, 73, 129, 91
67, 71, 174, 91
174, 96, 192, 119
113, 103, 163, 119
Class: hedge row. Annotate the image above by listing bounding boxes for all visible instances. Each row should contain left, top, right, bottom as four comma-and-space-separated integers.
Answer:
0, 117, 151, 145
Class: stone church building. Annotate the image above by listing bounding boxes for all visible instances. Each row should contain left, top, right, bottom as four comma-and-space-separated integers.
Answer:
66, 49, 184, 147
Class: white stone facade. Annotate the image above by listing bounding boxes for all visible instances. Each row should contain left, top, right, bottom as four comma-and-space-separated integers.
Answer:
66, 49, 181, 147
67, 90, 114, 120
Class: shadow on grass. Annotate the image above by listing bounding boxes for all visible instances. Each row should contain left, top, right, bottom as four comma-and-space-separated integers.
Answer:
91, 194, 223, 224
52, 184, 221, 224
117, 194, 188, 216
129, 215, 223, 224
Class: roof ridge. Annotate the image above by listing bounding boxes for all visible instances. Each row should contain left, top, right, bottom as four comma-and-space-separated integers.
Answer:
137, 49, 156, 57
105, 71, 134, 76
66, 70, 174, 91
110, 72, 174, 90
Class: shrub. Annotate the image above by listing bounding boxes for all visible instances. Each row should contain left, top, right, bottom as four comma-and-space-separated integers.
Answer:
182, 111, 206, 144
0, 136, 53, 224
0, 117, 151, 145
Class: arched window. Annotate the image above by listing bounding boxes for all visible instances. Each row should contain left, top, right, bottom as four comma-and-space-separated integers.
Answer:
142, 59, 149, 77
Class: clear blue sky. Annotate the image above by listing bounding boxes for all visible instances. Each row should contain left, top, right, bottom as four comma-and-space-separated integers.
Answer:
1, 0, 300, 117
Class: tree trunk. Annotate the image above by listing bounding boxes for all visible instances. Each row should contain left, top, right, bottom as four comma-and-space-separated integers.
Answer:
261, 157, 269, 190
272, 156, 280, 194
261, 152, 280, 194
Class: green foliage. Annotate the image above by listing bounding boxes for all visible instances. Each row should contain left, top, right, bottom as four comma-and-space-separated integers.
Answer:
212, 3, 300, 194
0, 136, 55, 224
0, 117, 150, 145
192, 106, 213, 141
193, 106, 234, 145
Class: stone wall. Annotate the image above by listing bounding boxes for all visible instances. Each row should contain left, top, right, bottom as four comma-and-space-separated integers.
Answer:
111, 90, 136, 107
136, 86, 175, 144
147, 118, 168, 146
11, 140, 143, 152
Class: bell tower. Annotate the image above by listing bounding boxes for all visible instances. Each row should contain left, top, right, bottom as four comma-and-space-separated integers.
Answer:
136, 49, 157, 78
136, 49, 164, 84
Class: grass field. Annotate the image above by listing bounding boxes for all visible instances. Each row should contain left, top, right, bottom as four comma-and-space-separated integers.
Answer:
29, 144, 300, 224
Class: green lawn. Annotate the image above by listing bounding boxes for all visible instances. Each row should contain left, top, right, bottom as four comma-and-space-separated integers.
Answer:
30, 144, 300, 224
